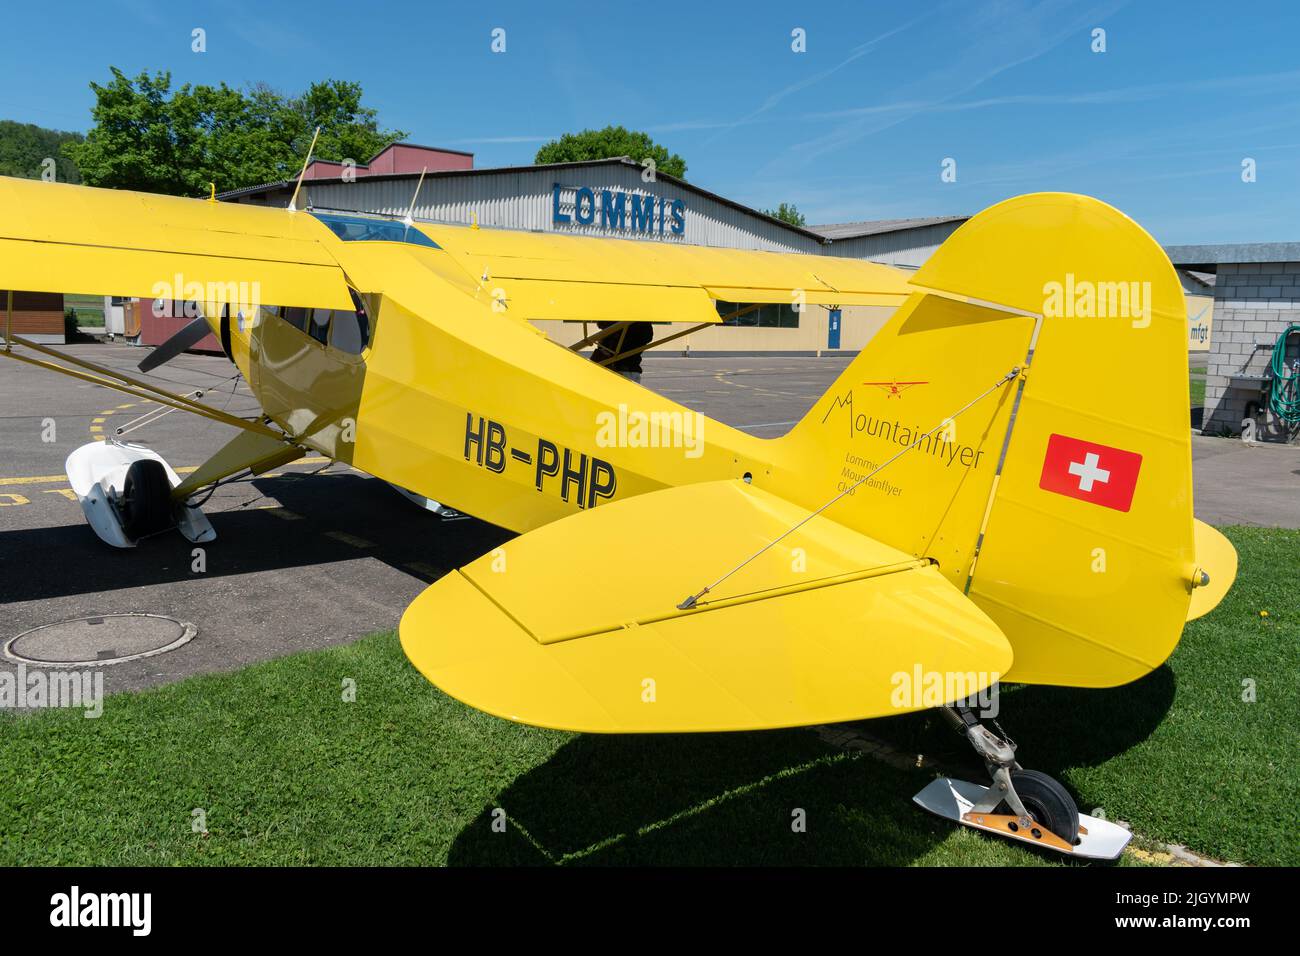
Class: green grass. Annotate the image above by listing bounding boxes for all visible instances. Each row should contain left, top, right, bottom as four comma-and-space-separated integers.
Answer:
868, 526, 1300, 866
0, 527, 1294, 866
1189, 370, 1206, 407
63, 293, 104, 327
0, 632, 1072, 867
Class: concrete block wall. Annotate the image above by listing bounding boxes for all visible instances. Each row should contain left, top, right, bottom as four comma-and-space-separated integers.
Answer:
1203, 262, 1300, 442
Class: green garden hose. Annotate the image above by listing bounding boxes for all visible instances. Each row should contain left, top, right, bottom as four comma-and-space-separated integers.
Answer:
1269, 324, 1300, 424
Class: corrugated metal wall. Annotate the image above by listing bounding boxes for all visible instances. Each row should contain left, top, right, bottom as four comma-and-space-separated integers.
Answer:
238, 163, 960, 268
302, 165, 824, 254
820, 220, 964, 267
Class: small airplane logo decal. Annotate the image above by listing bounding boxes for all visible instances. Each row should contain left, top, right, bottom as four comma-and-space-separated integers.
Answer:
862, 379, 928, 398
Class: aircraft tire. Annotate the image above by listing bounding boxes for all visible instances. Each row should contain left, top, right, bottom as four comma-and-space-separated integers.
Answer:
1009, 769, 1080, 845
120, 459, 173, 539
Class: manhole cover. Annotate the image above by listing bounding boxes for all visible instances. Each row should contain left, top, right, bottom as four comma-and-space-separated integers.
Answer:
3, 614, 196, 666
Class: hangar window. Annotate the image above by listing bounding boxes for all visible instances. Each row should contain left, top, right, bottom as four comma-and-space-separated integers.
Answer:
312, 212, 441, 249
715, 300, 800, 328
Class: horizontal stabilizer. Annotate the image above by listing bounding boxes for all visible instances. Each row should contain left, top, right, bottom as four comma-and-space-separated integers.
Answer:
401, 480, 1012, 733
1187, 520, 1238, 621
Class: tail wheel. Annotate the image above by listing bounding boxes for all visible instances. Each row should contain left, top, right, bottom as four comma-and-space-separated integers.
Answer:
1009, 769, 1080, 844
119, 459, 172, 539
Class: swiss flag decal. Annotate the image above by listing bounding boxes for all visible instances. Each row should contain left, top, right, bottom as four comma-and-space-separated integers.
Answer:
1038, 434, 1143, 512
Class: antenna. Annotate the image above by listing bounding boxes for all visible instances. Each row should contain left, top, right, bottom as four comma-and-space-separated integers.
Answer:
402, 167, 428, 227
287, 126, 321, 213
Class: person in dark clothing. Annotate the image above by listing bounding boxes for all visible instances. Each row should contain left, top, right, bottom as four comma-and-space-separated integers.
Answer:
592, 321, 654, 383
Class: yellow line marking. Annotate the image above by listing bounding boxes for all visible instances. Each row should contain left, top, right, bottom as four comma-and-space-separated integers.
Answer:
0, 457, 332, 487
0, 473, 111, 486
0, 493, 30, 506
90, 406, 115, 437
325, 531, 375, 548
263, 507, 303, 521
43, 488, 77, 501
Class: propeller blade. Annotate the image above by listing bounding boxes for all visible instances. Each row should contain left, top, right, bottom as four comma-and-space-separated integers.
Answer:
137, 316, 213, 373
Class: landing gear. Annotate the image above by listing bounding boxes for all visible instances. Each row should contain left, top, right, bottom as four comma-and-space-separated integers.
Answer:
912, 702, 1132, 860
119, 459, 173, 539
1009, 768, 1080, 844
65, 440, 215, 548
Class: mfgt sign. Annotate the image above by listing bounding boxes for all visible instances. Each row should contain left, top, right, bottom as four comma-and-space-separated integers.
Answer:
552, 184, 685, 236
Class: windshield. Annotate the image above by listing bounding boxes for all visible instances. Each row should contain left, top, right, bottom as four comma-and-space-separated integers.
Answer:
312, 213, 440, 249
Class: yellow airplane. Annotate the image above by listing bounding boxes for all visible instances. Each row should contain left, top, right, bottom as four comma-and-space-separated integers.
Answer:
0, 175, 1236, 860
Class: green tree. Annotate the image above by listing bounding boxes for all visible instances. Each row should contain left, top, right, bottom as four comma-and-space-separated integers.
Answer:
763, 202, 806, 227
536, 125, 687, 180
292, 80, 399, 170
66, 68, 407, 196
0, 120, 83, 182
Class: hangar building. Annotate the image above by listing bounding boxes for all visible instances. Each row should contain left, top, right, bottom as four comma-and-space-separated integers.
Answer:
1167, 243, 1300, 443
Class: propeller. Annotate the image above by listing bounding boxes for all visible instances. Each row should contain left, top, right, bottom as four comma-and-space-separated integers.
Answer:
137, 315, 214, 373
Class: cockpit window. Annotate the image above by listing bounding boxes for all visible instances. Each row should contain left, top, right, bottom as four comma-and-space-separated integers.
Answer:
308, 308, 332, 345
312, 212, 440, 249
264, 290, 374, 355
281, 306, 308, 331
330, 310, 365, 354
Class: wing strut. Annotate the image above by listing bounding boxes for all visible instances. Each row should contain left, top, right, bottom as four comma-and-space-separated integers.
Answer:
0, 329, 280, 438
962, 314, 1044, 594
568, 322, 630, 352
567, 320, 714, 365
597, 323, 714, 367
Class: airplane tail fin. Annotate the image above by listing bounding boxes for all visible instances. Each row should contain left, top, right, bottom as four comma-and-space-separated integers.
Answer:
777, 193, 1217, 687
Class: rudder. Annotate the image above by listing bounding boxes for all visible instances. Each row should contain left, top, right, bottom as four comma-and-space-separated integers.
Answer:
778, 193, 1202, 688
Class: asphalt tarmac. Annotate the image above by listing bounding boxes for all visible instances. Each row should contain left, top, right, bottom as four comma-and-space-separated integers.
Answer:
1, 343, 1296, 696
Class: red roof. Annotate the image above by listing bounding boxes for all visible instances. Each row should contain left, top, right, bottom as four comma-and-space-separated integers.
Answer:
303, 142, 472, 180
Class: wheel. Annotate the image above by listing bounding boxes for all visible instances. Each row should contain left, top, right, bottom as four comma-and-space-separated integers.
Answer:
119, 459, 172, 539
1009, 769, 1079, 844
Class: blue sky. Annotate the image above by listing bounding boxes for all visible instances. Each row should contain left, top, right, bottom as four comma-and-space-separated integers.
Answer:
2, 0, 1297, 243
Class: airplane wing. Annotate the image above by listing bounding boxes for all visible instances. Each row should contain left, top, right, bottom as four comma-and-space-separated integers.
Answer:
416, 223, 912, 326
400, 479, 1012, 733
0, 176, 354, 310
